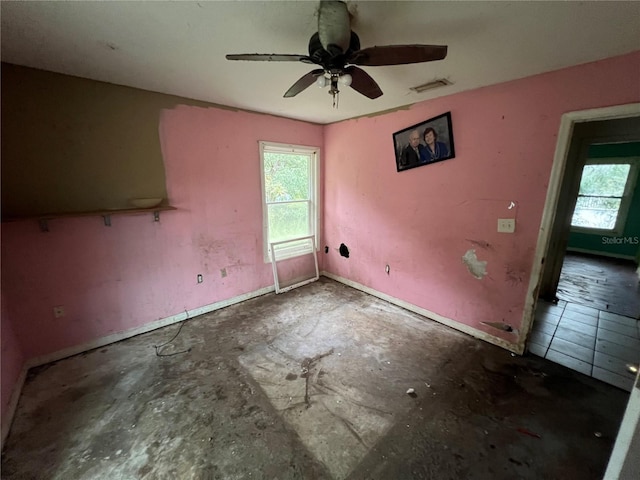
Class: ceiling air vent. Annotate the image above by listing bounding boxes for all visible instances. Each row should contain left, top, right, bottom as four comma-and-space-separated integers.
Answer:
410, 78, 452, 93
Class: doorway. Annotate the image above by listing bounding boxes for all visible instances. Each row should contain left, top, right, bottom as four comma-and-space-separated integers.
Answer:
520, 104, 640, 390
522, 103, 640, 479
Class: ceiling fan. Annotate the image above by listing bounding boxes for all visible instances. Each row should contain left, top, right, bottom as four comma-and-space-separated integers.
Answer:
226, 0, 447, 107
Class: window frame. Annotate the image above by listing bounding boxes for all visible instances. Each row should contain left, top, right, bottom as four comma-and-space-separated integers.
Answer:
259, 141, 320, 263
571, 157, 639, 235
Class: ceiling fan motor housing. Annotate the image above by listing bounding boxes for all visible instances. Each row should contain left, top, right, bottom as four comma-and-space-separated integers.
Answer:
308, 31, 361, 71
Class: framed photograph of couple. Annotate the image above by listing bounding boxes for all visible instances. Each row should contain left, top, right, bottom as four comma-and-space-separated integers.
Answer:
393, 111, 456, 172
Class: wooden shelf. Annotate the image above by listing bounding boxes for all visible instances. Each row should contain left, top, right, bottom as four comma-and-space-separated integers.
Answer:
3, 206, 177, 231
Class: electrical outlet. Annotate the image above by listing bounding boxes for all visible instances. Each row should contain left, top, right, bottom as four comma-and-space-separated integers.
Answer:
497, 218, 516, 233
197, 274, 203, 284
220, 268, 227, 278
53, 306, 65, 318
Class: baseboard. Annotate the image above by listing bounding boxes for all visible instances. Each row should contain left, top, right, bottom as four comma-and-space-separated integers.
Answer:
1, 365, 28, 449
1, 285, 276, 448
25, 284, 275, 370
321, 271, 521, 354
4, 275, 518, 446
566, 247, 636, 262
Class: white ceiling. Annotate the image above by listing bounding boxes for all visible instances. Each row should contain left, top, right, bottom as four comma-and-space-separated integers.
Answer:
2, 1, 639, 124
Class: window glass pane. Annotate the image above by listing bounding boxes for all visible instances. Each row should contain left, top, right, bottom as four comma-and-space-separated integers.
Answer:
571, 196, 621, 230
579, 164, 630, 197
268, 202, 309, 242
264, 152, 309, 202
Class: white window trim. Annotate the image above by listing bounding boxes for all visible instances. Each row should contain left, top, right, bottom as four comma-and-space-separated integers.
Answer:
571, 157, 639, 236
259, 141, 320, 263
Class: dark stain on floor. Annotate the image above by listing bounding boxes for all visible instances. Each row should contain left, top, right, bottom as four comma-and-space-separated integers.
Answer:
1, 278, 629, 479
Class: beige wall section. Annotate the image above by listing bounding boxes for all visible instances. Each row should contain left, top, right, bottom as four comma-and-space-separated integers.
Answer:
1, 63, 213, 217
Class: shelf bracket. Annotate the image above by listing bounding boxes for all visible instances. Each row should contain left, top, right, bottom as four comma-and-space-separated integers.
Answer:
102, 215, 111, 227
154, 211, 160, 222
38, 219, 49, 232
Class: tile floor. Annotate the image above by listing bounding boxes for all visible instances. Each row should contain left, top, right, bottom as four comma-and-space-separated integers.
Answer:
529, 300, 640, 392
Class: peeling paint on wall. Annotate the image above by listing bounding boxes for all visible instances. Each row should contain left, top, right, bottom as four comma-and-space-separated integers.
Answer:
462, 249, 487, 279
481, 321, 517, 334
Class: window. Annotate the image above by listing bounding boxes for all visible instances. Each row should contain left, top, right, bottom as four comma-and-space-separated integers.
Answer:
571, 159, 638, 233
260, 141, 319, 262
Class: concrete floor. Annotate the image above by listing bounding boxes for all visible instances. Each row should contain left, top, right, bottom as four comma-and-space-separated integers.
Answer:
1, 278, 630, 479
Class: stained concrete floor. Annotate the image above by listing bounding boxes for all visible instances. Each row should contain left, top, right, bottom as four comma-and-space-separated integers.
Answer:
1, 278, 630, 479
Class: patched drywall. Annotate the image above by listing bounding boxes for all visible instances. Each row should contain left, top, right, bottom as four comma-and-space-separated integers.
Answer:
462, 249, 487, 279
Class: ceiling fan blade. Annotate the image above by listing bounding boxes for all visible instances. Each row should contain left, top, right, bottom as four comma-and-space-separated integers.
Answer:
226, 53, 312, 62
345, 66, 383, 99
348, 45, 447, 66
284, 69, 325, 98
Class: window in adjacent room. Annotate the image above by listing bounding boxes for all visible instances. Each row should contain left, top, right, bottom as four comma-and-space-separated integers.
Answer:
259, 141, 320, 262
571, 158, 638, 233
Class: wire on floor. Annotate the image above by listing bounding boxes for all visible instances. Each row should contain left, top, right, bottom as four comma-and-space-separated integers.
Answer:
154, 309, 192, 357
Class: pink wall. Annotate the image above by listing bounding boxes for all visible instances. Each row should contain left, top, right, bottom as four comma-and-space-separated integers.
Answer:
323, 51, 640, 345
1, 105, 323, 360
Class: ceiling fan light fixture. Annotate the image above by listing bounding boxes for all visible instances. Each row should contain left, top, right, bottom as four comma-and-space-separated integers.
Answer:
316, 75, 328, 88
338, 73, 352, 86
410, 78, 452, 93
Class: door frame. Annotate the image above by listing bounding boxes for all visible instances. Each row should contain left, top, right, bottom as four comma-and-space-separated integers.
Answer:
518, 103, 640, 353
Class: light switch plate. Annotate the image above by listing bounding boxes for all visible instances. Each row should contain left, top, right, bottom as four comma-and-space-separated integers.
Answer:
498, 218, 516, 233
